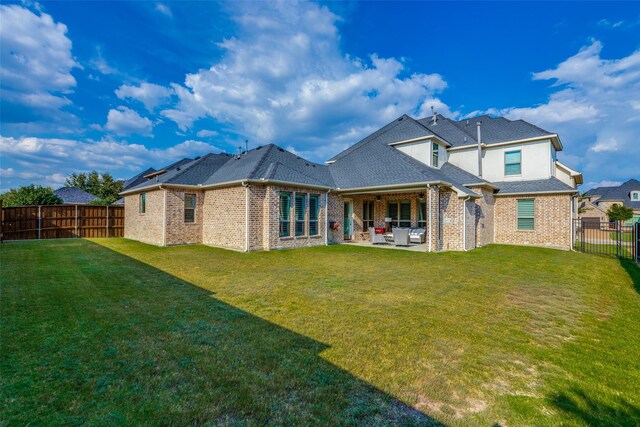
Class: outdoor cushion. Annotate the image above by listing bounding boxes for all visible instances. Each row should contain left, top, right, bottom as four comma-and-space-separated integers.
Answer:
374, 227, 386, 234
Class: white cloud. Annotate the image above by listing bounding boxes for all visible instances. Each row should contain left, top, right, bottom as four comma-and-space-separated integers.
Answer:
115, 82, 174, 111
0, 135, 222, 190
0, 4, 79, 121
105, 106, 154, 136
477, 40, 640, 184
155, 3, 172, 17
160, 1, 450, 160
196, 129, 219, 138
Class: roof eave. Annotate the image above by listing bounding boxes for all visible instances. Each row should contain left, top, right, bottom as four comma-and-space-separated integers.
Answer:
495, 189, 578, 197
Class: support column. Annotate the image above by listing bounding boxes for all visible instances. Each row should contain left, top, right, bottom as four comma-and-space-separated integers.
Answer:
428, 186, 441, 252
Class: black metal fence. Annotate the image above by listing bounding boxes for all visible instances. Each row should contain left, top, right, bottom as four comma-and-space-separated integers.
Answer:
573, 219, 638, 261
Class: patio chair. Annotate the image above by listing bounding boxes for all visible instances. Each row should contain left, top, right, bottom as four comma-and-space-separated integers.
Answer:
392, 227, 410, 246
409, 228, 426, 244
370, 228, 387, 244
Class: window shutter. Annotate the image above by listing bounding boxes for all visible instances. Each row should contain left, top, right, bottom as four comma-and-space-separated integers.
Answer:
505, 150, 522, 175
517, 199, 534, 230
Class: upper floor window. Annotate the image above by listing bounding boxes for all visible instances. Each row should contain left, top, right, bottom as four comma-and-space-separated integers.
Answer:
279, 193, 291, 237
505, 150, 522, 175
139, 193, 146, 214
432, 142, 439, 168
632, 191, 640, 200
363, 201, 374, 232
184, 193, 196, 223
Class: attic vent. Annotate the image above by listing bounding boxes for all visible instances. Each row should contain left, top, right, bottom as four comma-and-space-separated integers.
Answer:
256, 145, 262, 150
305, 163, 309, 166
176, 167, 181, 171
278, 148, 284, 152
398, 117, 404, 121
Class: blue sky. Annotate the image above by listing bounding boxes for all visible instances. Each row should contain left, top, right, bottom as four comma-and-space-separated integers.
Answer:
1, 1, 639, 191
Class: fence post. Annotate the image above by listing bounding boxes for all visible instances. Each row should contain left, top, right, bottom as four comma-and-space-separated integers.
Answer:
636, 222, 639, 264
581, 219, 584, 253
37, 205, 41, 240
75, 205, 78, 238
106, 205, 109, 238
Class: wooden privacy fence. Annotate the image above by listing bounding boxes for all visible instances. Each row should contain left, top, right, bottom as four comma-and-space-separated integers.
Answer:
0, 204, 124, 241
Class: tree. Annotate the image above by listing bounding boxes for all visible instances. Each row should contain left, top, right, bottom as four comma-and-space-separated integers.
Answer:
65, 171, 124, 205
0, 185, 63, 207
606, 203, 633, 223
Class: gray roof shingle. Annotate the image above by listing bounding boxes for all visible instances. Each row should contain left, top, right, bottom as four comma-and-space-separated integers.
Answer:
53, 187, 98, 204
492, 177, 577, 195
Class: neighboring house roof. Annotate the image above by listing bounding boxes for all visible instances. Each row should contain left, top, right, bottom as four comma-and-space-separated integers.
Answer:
53, 187, 98, 204
492, 178, 576, 196
585, 179, 640, 210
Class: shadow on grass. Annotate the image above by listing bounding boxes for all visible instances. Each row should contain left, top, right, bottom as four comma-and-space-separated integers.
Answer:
550, 387, 640, 426
620, 258, 640, 295
1, 240, 442, 426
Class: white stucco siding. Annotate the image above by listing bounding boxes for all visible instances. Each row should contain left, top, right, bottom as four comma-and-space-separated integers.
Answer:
395, 140, 448, 168
448, 148, 480, 176
555, 164, 573, 186
396, 141, 430, 165
448, 139, 552, 182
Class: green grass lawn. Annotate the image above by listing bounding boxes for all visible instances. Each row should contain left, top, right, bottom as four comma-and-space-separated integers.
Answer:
2, 239, 639, 426
610, 231, 636, 242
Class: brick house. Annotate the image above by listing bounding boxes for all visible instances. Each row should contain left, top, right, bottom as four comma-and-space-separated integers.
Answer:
581, 179, 640, 225
121, 114, 583, 251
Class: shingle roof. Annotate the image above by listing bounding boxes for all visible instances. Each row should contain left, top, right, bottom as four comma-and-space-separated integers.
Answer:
586, 179, 640, 209
417, 114, 556, 148
53, 187, 98, 204
492, 177, 577, 195
122, 145, 335, 194
327, 116, 483, 197
122, 167, 157, 191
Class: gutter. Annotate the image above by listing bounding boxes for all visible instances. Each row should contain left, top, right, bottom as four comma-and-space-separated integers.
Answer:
447, 134, 561, 152
242, 181, 250, 252
160, 184, 167, 246
494, 189, 579, 197
120, 178, 331, 196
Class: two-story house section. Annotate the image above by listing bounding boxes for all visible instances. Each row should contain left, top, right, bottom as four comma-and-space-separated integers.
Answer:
122, 113, 583, 252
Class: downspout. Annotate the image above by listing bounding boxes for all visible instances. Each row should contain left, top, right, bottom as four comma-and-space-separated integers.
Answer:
462, 196, 471, 251
426, 184, 432, 252
476, 121, 483, 178
160, 185, 166, 246
242, 181, 250, 252
325, 190, 330, 246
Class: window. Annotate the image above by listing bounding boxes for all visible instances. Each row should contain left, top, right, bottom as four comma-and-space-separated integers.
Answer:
363, 201, 374, 232
184, 193, 196, 223
632, 191, 640, 200
387, 201, 411, 229
295, 194, 306, 236
432, 142, 439, 168
418, 200, 427, 228
505, 150, 522, 175
279, 193, 291, 237
139, 193, 146, 214
517, 199, 535, 230
309, 195, 319, 236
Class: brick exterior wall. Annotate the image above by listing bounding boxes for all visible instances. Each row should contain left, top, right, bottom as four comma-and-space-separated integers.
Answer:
327, 193, 344, 244
202, 186, 246, 250
494, 194, 572, 249
124, 190, 164, 245
438, 189, 476, 251
471, 186, 495, 247
165, 189, 204, 245
262, 185, 328, 250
